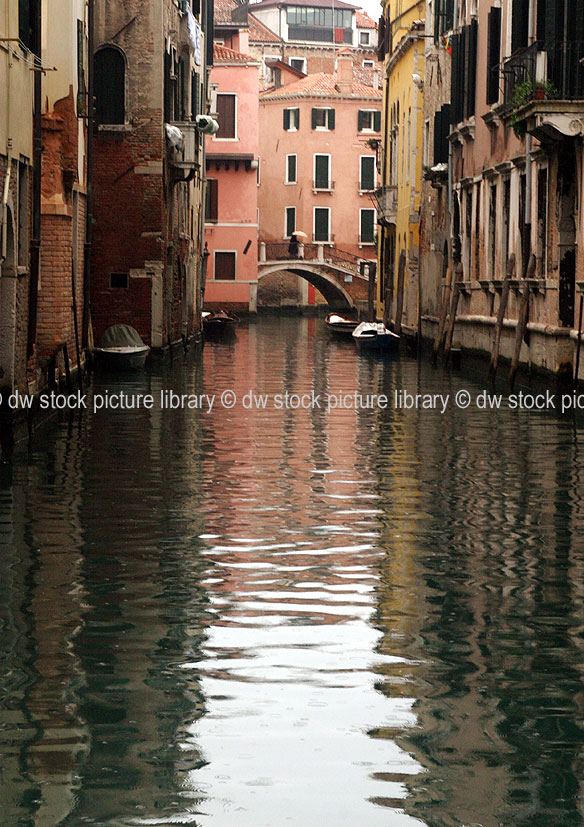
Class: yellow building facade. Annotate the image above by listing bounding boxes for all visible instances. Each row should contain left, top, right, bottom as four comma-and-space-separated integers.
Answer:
376, 0, 424, 334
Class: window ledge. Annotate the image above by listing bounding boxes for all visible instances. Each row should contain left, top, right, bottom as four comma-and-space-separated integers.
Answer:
97, 124, 133, 133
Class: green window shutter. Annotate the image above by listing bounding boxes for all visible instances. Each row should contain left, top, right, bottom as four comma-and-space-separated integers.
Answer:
315, 155, 329, 188
374, 110, 381, 132
361, 156, 374, 190
314, 208, 329, 241
328, 108, 335, 129
358, 110, 365, 131
294, 108, 300, 129
283, 108, 290, 130
312, 108, 318, 129
288, 154, 296, 182
360, 210, 375, 242
286, 207, 296, 237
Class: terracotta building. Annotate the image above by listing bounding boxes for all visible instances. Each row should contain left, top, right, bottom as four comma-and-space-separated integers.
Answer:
92, 0, 211, 351
204, 39, 261, 312
259, 54, 382, 260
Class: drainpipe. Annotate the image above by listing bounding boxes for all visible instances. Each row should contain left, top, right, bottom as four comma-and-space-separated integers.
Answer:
82, 0, 94, 349
27, 0, 42, 359
524, 0, 535, 273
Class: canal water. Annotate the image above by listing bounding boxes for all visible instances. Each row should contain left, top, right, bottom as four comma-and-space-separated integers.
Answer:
2, 316, 584, 827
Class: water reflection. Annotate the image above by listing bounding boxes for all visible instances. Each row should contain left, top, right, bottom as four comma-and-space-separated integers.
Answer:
0, 318, 584, 826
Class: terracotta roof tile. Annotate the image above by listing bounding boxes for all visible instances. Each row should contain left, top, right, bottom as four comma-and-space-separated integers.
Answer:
248, 12, 282, 42
261, 70, 382, 98
356, 10, 377, 28
215, 0, 238, 24
213, 43, 254, 61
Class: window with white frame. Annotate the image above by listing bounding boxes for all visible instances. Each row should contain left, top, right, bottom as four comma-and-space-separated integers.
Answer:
289, 57, 306, 73
286, 154, 297, 184
313, 154, 331, 190
360, 156, 375, 191
214, 250, 236, 280
285, 206, 296, 238
312, 107, 335, 130
283, 107, 300, 130
359, 31, 370, 45
363, 59, 374, 68
215, 93, 236, 139
358, 109, 381, 132
313, 207, 331, 242
359, 209, 376, 244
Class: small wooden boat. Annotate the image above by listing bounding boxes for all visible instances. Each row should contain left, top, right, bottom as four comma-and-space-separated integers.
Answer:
325, 313, 359, 338
352, 321, 400, 353
202, 310, 239, 338
93, 324, 150, 370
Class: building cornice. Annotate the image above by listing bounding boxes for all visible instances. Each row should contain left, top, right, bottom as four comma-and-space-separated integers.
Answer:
386, 25, 424, 74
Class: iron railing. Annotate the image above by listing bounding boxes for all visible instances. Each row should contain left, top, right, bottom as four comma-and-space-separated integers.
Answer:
503, 40, 584, 107
261, 242, 363, 277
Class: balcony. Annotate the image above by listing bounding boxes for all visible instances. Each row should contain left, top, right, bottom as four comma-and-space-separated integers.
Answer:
502, 41, 584, 140
370, 185, 397, 224
312, 180, 335, 192
166, 122, 200, 170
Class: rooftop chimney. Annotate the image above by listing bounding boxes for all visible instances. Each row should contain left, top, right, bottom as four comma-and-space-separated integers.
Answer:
336, 54, 353, 96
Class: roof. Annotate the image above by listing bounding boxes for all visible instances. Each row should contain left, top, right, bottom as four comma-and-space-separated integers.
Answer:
214, 43, 255, 61
215, 0, 239, 25
356, 10, 377, 28
250, 0, 358, 10
249, 12, 283, 42
261, 70, 382, 99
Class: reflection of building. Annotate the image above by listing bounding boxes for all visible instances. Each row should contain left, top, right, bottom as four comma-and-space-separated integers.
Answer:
375, 0, 425, 330
204, 35, 261, 312
92, 0, 210, 350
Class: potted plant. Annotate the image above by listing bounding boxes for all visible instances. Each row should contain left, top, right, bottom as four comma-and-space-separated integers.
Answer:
509, 79, 558, 138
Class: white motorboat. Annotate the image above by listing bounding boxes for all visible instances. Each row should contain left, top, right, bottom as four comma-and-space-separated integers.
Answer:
352, 321, 400, 353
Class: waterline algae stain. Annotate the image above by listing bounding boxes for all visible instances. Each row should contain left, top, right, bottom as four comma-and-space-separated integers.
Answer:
1, 317, 584, 826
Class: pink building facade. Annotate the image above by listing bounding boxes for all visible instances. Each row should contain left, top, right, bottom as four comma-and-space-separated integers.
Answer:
204, 40, 261, 313
259, 55, 382, 261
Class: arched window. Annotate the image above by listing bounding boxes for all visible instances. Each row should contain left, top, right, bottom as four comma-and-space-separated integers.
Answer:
94, 47, 125, 125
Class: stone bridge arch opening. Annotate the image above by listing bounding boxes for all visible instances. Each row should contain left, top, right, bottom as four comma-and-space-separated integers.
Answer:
257, 264, 354, 309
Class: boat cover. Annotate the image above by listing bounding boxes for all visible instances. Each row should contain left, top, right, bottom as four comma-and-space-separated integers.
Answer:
98, 325, 146, 349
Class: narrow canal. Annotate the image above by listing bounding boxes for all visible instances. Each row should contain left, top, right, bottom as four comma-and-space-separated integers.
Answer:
2, 316, 584, 827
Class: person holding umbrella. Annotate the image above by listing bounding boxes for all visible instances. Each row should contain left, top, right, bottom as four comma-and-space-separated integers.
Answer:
288, 230, 307, 259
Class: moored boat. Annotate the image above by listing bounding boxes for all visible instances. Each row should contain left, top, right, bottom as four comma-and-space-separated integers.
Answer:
93, 324, 150, 370
325, 313, 359, 338
352, 321, 400, 353
202, 310, 239, 338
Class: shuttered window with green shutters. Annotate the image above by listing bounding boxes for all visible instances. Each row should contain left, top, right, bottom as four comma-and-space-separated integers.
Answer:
486, 7, 501, 105
285, 207, 296, 238
360, 209, 375, 244
311, 108, 335, 129
358, 110, 381, 132
360, 156, 375, 191
314, 208, 330, 242
314, 155, 330, 189
283, 107, 300, 130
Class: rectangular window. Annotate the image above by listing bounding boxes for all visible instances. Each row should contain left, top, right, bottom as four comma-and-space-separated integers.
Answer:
285, 206, 296, 238
360, 209, 375, 244
205, 179, 218, 221
216, 93, 236, 139
283, 107, 300, 131
286, 154, 297, 184
314, 207, 330, 242
486, 7, 501, 105
191, 70, 200, 118
214, 251, 236, 280
359, 32, 370, 45
358, 109, 381, 132
110, 272, 129, 289
537, 168, 548, 276
360, 156, 375, 191
363, 59, 374, 68
289, 57, 306, 73
314, 154, 331, 190
312, 107, 335, 130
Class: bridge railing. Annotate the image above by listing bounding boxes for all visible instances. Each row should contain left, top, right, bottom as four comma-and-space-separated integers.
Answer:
260, 242, 367, 278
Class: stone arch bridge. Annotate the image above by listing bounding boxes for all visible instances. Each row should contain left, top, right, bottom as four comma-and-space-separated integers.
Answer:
258, 242, 372, 309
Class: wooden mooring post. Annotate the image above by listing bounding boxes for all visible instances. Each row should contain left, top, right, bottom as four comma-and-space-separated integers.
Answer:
432, 263, 453, 365
509, 254, 536, 389
443, 264, 462, 365
488, 253, 515, 385
575, 294, 584, 388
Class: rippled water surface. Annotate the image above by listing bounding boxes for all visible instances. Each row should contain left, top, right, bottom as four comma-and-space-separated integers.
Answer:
2, 316, 584, 826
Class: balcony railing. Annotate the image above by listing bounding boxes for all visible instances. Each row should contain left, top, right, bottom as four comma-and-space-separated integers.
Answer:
370, 185, 397, 223
313, 180, 335, 191
503, 41, 584, 108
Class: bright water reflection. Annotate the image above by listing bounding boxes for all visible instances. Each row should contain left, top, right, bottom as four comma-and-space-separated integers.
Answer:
1, 317, 584, 826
